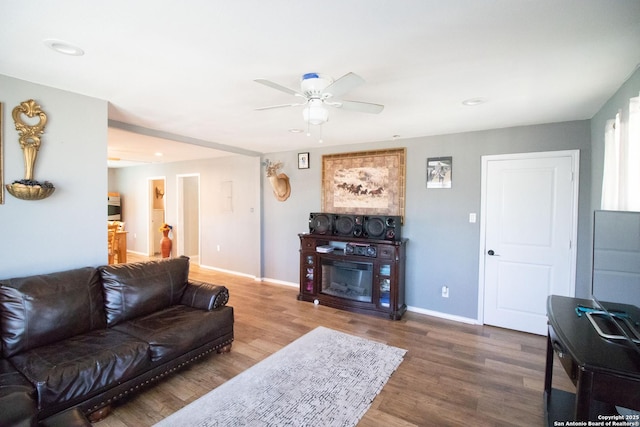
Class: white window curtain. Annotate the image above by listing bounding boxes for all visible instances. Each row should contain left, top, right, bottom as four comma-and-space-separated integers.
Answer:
601, 112, 621, 209
601, 92, 640, 211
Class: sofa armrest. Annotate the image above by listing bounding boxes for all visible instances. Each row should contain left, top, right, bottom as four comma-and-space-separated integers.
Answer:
180, 281, 229, 311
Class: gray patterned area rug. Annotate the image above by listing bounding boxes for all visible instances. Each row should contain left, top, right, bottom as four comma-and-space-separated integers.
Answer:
154, 326, 406, 427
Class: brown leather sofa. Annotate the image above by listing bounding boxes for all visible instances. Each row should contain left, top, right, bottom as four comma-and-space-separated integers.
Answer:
0, 256, 234, 426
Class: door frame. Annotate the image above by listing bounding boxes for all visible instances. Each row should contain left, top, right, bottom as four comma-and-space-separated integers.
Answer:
176, 173, 201, 264
147, 176, 166, 257
477, 150, 580, 326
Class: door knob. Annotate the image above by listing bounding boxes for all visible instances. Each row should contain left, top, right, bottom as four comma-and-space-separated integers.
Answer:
488, 250, 496, 256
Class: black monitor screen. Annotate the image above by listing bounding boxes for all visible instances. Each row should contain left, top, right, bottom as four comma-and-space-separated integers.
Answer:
591, 210, 640, 361
592, 210, 640, 308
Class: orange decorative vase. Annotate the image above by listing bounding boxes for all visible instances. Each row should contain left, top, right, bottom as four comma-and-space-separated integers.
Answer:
161, 230, 172, 258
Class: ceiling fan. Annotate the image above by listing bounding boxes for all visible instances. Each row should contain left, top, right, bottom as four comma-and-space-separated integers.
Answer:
254, 72, 384, 126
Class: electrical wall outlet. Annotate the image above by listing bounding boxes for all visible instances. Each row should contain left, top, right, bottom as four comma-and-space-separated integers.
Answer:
441, 285, 449, 298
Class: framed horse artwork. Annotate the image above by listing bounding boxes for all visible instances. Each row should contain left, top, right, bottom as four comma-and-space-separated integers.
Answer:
321, 148, 406, 219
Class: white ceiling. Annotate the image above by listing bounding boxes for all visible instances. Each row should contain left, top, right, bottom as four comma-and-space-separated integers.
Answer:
107, 127, 232, 167
1, 1, 639, 167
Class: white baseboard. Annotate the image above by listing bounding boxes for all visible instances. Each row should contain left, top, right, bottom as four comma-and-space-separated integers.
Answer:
199, 264, 258, 280
406, 305, 480, 325
126, 250, 149, 256
261, 278, 299, 287
257, 278, 481, 325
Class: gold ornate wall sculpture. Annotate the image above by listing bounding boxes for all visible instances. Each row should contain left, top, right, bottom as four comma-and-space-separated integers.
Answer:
6, 99, 55, 200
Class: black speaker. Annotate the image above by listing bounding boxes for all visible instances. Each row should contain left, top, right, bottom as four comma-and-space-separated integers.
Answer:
333, 214, 362, 237
363, 216, 402, 240
309, 213, 333, 235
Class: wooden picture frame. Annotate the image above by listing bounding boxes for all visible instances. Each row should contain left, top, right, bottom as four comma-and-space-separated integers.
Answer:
298, 152, 310, 169
426, 156, 452, 189
322, 148, 406, 218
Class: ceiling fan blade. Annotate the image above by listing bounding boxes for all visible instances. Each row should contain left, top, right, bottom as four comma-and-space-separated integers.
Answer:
254, 78, 303, 97
323, 72, 365, 99
255, 102, 306, 111
332, 99, 384, 114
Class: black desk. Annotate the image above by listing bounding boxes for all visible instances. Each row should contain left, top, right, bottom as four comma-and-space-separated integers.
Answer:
544, 295, 640, 424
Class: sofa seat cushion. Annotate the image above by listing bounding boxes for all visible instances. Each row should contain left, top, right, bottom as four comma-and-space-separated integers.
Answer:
9, 329, 150, 410
113, 305, 234, 363
0, 359, 33, 393
0, 391, 37, 427
0, 359, 37, 427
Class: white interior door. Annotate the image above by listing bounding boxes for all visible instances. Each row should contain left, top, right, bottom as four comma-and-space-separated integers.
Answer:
480, 150, 579, 335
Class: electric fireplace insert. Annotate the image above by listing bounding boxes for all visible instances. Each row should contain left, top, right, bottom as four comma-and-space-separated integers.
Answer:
320, 258, 373, 303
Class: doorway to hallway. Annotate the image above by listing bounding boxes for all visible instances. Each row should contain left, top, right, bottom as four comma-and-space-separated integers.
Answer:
177, 174, 200, 264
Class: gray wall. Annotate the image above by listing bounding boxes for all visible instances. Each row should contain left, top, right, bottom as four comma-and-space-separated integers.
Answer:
262, 120, 592, 320
110, 155, 262, 277
0, 74, 108, 278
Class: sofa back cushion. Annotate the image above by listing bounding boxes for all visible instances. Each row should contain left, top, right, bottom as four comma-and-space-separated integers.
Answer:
99, 256, 189, 326
0, 267, 106, 358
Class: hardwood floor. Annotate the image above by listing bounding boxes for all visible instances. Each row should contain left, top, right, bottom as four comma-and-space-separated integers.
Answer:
95, 253, 574, 427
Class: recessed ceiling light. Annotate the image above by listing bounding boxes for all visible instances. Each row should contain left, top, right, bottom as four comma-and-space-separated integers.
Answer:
43, 39, 84, 56
288, 128, 304, 133
462, 98, 487, 106
154, 152, 163, 157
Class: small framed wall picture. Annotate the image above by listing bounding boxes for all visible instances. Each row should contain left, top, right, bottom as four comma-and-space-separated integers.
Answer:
298, 152, 310, 169
426, 156, 452, 189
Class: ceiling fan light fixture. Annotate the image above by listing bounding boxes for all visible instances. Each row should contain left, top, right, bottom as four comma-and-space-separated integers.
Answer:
255, 71, 382, 130
303, 101, 328, 125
